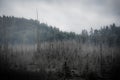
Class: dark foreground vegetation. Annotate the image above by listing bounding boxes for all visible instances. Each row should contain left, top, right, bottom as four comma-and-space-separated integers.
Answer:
0, 16, 120, 80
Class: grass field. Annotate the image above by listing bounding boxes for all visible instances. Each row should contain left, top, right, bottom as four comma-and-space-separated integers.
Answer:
0, 40, 120, 80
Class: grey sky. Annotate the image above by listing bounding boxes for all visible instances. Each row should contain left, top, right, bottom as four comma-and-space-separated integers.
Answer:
0, 0, 120, 33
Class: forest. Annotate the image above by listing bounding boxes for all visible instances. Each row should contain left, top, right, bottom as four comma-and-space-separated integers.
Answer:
0, 16, 120, 80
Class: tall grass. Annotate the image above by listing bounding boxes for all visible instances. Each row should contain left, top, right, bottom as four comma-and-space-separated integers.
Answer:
0, 40, 120, 80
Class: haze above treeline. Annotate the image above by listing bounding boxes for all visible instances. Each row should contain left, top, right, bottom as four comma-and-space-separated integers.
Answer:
0, 0, 120, 33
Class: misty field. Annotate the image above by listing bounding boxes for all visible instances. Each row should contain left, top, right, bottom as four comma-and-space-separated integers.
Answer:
0, 40, 120, 80
0, 16, 120, 80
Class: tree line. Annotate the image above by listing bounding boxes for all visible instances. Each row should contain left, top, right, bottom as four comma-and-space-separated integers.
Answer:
0, 15, 120, 47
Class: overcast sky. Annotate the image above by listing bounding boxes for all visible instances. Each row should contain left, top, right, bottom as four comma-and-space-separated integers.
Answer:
0, 0, 120, 33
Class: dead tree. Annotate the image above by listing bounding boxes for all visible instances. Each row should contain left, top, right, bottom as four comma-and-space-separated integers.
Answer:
100, 43, 103, 76
62, 60, 71, 80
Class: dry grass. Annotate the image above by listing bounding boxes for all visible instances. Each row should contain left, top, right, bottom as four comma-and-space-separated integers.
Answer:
0, 40, 120, 80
